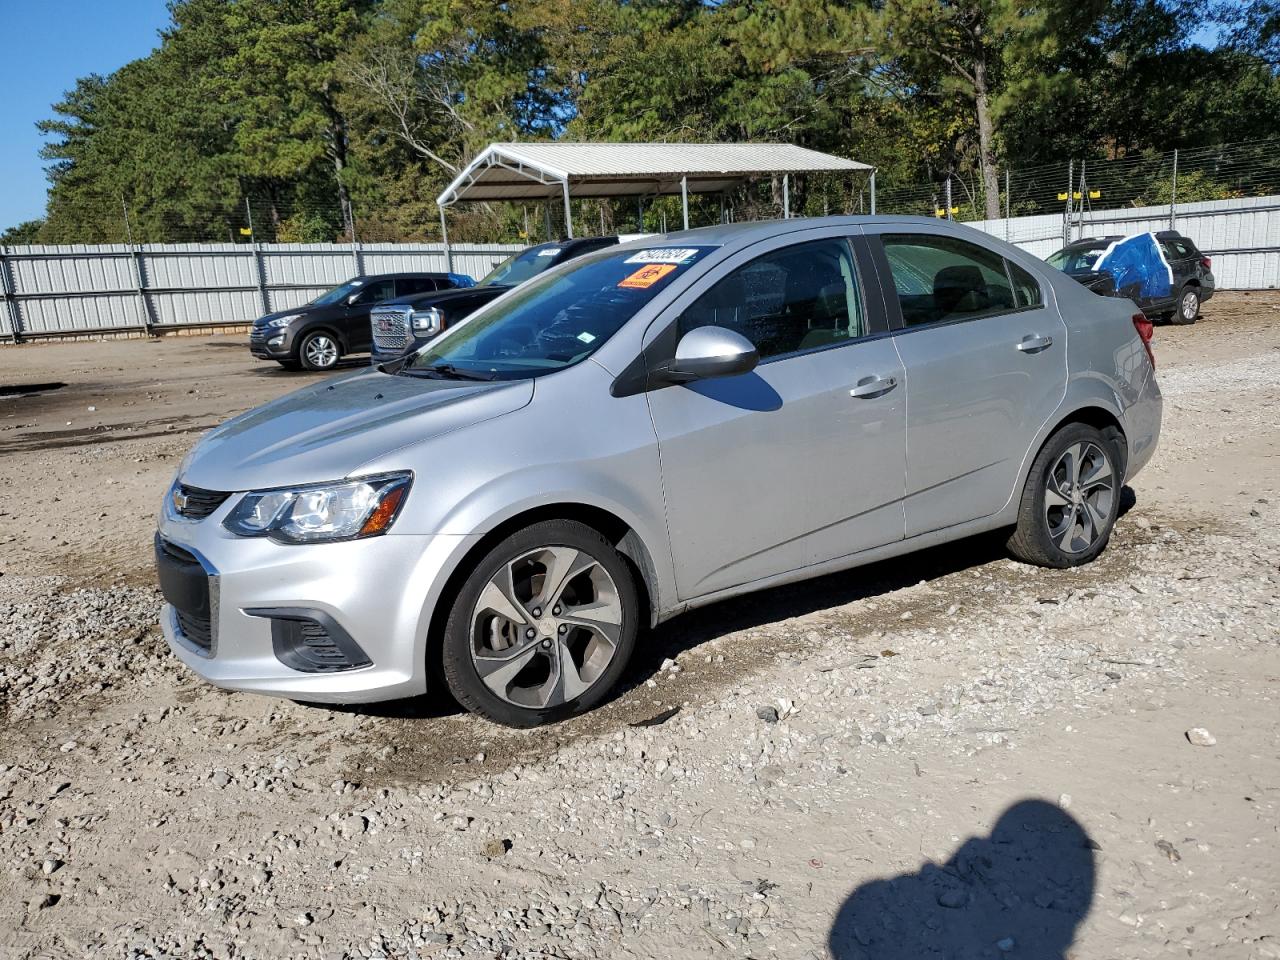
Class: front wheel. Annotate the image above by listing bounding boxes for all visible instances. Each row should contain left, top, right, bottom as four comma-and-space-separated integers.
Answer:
1007, 423, 1122, 568
1172, 286, 1200, 325
441, 520, 639, 727
298, 331, 341, 371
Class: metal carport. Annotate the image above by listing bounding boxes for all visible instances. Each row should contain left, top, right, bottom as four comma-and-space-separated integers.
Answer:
435, 141, 875, 260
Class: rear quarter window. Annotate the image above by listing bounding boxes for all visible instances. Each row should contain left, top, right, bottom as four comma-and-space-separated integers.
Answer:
1008, 262, 1043, 308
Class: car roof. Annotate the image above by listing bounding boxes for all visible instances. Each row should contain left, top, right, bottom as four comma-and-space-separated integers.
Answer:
614, 215, 1014, 253
358, 271, 454, 280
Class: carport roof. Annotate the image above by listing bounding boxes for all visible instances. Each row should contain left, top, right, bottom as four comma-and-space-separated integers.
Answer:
436, 141, 873, 205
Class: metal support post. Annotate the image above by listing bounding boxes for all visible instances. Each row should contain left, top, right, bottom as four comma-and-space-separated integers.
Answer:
681, 176, 690, 230
782, 175, 790, 219
245, 199, 270, 314
945, 178, 953, 221
122, 198, 155, 336
1076, 161, 1087, 242
347, 198, 362, 276
1004, 168, 1011, 240
870, 170, 876, 216
561, 180, 574, 239
1063, 160, 1073, 248
0, 246, 23, 343
439, 207, 454, 273
1169, 148, 1179, 231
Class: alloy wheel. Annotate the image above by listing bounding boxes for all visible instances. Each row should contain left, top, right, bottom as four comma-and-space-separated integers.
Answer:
469, 546, 622, 709
1043, 441, 1116, 554
1181, 291, 1198, 322
304, 334, 338, 369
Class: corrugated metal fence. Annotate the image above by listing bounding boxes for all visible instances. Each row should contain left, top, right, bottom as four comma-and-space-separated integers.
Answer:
2, 196, 1277, 342
0, 242, 524, 341
966, 194, 1280, 290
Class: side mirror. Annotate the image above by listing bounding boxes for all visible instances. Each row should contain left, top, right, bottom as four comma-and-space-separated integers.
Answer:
346, 293, 363, 306
663, 326, 758, 383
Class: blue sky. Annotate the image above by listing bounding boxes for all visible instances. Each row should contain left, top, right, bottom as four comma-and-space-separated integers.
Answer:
0, 0, 171, 229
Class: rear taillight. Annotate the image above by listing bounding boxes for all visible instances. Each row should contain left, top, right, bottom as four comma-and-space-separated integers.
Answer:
1133, 312, 1155, 369
1200, 256, 1212, 270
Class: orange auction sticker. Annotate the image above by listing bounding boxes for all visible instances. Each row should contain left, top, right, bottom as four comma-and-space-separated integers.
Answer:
618, 263, 677, 289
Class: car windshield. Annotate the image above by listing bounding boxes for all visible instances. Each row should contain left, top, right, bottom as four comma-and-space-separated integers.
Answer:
404, 246, 713, 381
478, 245, 569, 287
1047, 246, 1106, 273
309, 279, 364, 306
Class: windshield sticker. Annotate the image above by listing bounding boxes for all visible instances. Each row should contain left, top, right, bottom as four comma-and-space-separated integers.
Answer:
537, 247, 561, 257
577, 331, 597, 344
625, 248, 700, 265
618, 263, 677, 289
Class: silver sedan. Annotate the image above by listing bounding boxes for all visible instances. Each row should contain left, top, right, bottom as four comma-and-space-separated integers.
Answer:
156, 217, 1161, 726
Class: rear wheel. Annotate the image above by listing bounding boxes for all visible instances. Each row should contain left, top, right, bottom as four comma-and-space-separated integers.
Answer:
1172, 286, 1200, 325
441, 520, 639, 727
1007, 423, 1122, 568
298, 331, 341, 371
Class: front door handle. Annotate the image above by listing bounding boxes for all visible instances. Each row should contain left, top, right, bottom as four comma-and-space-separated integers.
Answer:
1017, 334, 1054, 353
849, 375, 898, 399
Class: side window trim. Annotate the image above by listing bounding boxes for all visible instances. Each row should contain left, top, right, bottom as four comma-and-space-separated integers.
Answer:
868, 233, 1044, 334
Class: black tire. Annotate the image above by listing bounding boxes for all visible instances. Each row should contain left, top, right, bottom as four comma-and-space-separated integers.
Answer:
297, 330, 342, 371
1171, 285, 1200, 325
276, 359, 302, 371
1007, 423, 1123, 568
441, 520, 639, 727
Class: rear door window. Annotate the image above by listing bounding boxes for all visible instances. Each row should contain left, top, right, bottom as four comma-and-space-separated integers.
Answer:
880, 235, 1017, 327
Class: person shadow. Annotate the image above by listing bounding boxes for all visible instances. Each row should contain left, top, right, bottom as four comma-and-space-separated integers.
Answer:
828, 799, 1096, 959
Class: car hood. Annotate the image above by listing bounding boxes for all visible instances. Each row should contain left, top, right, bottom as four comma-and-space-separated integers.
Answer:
255, 304, 326, 325
180, 368, 533, 492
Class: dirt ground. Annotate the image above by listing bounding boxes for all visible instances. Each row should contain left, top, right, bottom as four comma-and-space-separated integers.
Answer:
1, 292, 1278, 959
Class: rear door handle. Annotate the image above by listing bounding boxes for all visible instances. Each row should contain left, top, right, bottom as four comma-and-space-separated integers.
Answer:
849, 375, 898, 399
1017, 334, 1054, 353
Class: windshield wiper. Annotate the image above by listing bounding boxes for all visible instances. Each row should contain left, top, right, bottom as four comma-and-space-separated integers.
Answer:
411, 363, 498, 381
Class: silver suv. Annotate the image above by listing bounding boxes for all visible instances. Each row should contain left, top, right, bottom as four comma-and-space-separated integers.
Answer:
157, 218, 1162, 727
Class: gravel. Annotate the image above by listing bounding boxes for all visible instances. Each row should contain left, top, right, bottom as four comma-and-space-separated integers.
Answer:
2, 297, 1278, 958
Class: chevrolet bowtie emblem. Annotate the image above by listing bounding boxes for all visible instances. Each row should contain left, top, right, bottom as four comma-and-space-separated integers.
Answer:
172, 488, 189, 513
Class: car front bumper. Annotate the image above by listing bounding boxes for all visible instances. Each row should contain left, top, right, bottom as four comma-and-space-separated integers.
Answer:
157, 503, 476, 703
249, 325, 296, 359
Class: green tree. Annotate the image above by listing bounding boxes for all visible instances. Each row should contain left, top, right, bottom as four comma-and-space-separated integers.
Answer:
0, 220, 45, 245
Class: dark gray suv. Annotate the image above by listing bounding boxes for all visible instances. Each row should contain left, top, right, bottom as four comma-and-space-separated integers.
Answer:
1048, 230, 1215, 324
250, 273, 471, 371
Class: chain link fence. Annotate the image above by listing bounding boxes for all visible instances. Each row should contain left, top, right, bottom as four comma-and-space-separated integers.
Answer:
875, 138, 1280, 248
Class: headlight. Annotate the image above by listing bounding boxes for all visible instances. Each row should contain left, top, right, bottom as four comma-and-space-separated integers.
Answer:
411, 307, 443, 334
267, 314, 301, 328
223, 473, 412, 544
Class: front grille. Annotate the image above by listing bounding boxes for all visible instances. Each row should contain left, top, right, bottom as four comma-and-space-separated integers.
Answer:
372, 307, 411, 354
175, 609, 214, 652
250, 327, 266, 345
156, 536, 215, 655
174, 484, 230, 520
